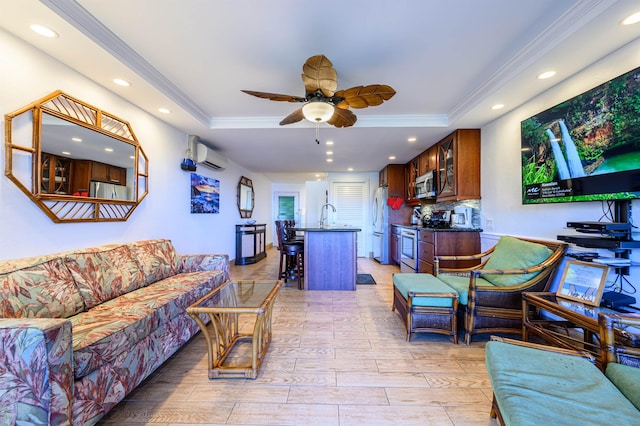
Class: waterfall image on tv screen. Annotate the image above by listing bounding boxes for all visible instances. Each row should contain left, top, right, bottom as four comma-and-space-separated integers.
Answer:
521, 66, 640, 204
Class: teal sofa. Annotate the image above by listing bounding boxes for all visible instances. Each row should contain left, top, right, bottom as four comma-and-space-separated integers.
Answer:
485, 312, 640, 426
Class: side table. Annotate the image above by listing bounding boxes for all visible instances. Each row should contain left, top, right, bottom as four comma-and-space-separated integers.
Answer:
187, 280, 282, 379
522, 292, 622, 367
235, 223, 267, 265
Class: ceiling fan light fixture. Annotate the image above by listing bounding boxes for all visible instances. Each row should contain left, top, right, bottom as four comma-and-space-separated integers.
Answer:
302, 101, 334, 123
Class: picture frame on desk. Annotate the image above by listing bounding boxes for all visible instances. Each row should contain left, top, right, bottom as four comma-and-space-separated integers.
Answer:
556, 260, 609, 306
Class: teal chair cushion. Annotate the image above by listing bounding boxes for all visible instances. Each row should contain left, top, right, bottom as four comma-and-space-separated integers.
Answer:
393, 273, 457, 308
437, 274, 494, 305
486, 341, 639, 426
606, 362, 640, 411
482, 236, 553, 286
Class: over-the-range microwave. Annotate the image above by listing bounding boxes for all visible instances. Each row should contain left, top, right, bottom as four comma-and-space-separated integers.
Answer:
415, 170, 436, 199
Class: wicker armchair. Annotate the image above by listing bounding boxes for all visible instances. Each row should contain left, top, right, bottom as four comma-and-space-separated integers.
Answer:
435, 236, 567, 344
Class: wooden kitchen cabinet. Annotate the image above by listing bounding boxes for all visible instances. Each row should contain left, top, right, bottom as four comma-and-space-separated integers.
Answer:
405, 158, 419, 205
436, 129, 480, 201
378, 164, 411, 264
72, 160, 127, 194
390, 225, 401, 265
41, 152, 72, 194
417, 230, 480, 274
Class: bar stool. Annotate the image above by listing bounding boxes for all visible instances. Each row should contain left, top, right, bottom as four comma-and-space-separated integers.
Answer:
275, 220, 304, 289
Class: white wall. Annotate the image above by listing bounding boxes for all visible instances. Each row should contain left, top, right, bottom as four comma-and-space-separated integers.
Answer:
0, 29, 272, 260
480, 36, 640, 305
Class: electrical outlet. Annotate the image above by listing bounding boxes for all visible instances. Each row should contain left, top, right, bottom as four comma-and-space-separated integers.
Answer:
485, 218, 494, 230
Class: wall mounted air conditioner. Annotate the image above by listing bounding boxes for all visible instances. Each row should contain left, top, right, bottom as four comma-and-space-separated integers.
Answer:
196, 143, 227, 171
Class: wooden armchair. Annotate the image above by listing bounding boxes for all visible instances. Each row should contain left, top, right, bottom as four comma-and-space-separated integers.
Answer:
435, 236, 567, 344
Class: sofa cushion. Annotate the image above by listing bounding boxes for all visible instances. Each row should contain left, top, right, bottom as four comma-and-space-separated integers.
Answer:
606, 362, 640, 411
393, 274, 457, 307
482, 236, 553, 286
127, 239, 180, 286
0, 256, 85, 318
486, 340, 640, 425
436, 274, 494, 305
64, 245, 145, 309
69, 270, 225, 378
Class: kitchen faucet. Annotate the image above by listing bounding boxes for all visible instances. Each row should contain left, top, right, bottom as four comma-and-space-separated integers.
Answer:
319, 203, 336, 228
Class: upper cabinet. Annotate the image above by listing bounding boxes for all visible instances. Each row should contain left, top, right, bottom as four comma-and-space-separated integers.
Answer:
436, 129, 480, 201
405, 145, 438, 205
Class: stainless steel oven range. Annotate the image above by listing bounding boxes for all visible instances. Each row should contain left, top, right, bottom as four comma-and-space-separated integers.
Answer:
400, 227, 418, 273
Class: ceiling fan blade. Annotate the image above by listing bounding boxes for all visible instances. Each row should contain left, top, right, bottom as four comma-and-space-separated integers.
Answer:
328, 108, 357, 128
241, 90, 305, 103
301, 55, 338, 97
279, 108, 305, 125
334, 84, 396, 109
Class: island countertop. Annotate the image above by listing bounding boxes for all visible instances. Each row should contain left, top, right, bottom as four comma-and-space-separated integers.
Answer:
291, 227, 361, 232
290, 226, 359, 290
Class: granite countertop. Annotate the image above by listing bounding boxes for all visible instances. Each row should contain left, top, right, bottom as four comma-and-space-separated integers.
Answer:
392, 224, 483, 232
291, 226, 361, 232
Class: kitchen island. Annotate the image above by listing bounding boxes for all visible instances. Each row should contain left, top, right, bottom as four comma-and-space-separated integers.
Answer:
291, 227, 361, 290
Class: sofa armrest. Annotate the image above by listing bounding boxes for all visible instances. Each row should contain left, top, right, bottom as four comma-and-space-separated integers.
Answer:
489, 336, 597, 362
0, 318, 73, 426
180, 254, 230, 280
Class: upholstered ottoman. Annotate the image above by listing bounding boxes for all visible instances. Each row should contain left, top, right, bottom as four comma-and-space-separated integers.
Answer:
392, 273, 459, 343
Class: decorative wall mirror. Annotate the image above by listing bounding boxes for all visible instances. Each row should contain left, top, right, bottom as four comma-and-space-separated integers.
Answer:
4, 90, 148, 222
237, 176, 254, 218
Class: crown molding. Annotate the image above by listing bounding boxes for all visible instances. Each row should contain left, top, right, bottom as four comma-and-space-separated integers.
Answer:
209, 114, 449, 129
41, 0, 211, 125
448, 0, 617, 123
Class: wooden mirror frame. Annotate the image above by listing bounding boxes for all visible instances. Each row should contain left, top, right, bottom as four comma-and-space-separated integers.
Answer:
237, 176, 254, 218
4, 90, 148, 223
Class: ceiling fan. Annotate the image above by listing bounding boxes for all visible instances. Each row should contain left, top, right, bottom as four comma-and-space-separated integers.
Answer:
241, 55, 396, 129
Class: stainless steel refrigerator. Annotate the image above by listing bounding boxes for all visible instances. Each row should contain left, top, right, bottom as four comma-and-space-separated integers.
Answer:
90, 181, 128, 200
372, 186, 389, 263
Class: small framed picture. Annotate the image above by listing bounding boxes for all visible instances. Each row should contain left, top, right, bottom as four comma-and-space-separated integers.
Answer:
556, 260, 609, 306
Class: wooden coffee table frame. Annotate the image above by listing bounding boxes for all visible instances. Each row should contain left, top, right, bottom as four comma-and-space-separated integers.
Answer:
522, 291, 620, 367
187, 280, 282, 379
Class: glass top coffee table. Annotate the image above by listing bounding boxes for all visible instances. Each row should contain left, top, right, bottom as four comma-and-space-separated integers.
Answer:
187, 280, 282, 379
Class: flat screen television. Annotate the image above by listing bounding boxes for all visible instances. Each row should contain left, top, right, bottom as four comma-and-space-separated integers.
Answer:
521, 65, 640, 204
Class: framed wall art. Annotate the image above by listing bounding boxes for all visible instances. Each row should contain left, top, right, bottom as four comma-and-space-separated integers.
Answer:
556, 260, 609, 306
190, 173, 220, 214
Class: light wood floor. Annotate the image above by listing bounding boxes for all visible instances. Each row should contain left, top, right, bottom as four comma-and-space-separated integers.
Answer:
99, 247, 495, 425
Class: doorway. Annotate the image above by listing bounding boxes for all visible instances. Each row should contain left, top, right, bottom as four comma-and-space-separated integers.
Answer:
329, 180, 369, 257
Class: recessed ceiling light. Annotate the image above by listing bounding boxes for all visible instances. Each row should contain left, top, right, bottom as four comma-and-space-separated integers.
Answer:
326, 158, 333, 162
61, 151, 71, 155
129, 156, 135, 159
347, 167, 354, 171
158, 108, 171, 114
326, 140, 334, 145
315, 174, 320, 177
491, 103, 505, 110
30, 24, 58, 38
326, 151, 333, 155
71, 137, 82, 142
389, 156, 396, 160
408, 137, 417, 142
104, 148, 114, 152
622, 11, 640, 25
113, 78, 131, 87
537, 71, 556, 80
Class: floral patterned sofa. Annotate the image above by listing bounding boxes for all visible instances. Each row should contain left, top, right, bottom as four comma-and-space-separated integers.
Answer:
0, 239, 229, 425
